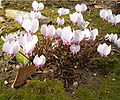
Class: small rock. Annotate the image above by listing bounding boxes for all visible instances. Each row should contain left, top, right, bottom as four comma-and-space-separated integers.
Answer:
112, 78, 116, 81
16, 65, 20, 69
93, 73, 97, 76
74, 66, 77, 68
4, 80, 8, 85
73, 82, 78, 88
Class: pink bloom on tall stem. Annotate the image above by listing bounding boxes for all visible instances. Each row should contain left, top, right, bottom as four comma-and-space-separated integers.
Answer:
33, 55, 46, 67
97, 43, 111, 57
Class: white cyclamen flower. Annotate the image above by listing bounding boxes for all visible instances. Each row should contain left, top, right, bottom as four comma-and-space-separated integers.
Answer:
33, 55, 46, 67
58, 7, 70, 16
70, 12, 83, 24
1, 33, 18, 42
55, 28, 62, 39
77, 20, 89, 29
75, 4, 87, 13
32, 1, 44, 12
116, 38, 120, 48
22, 18, 39, 35
105, 33, 118, 43
56, 17, 64, 26
2, 41, 20, 56
71, 30, 84, 45
99, 9, 112, 20
15, 14, 29, 24
97, 43, 111, 57
30, 11, 41, 19
61, 26, 73, 45
108, 14, 120, 25
41, 24, 55, 39
70, 45, 80, 54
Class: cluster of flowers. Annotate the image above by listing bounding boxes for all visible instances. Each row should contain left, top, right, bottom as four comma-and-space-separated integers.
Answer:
1, 1, 120, 68
100, 9, 120, 25
1, 1, 46, 67
56, 4, 89, 29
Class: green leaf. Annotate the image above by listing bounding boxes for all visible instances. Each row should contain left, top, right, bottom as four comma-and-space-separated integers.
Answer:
16, 52, 29, 66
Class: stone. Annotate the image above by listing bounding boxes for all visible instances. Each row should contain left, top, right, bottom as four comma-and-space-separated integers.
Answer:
5, 9, 50, 23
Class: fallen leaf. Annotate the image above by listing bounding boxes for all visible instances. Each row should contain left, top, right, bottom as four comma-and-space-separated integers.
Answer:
0, 17, 5, 22
11, 65, 37, 89
94, 5, 103, 9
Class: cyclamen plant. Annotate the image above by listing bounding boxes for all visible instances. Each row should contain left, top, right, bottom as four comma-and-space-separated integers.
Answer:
1, 1, 120, 80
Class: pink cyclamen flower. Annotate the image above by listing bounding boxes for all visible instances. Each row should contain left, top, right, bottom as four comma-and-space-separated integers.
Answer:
33, 55, 46, 67
22, 18, 39, 35
58, 7, 69, 16
97, 43, 111, 57
2, 41, 20, 56
70, 45, 80, 55
75, 4, 87, 13
32, 1, 44, 12
61, 26, 73, 45
41, 24, 55, 39
105, 33, 118, 43
70, 12, 83, 24
56, 17, 64, 26
116, 38, 120, 48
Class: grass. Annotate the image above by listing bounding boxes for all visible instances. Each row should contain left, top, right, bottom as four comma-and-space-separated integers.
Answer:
0, 1, 120, 100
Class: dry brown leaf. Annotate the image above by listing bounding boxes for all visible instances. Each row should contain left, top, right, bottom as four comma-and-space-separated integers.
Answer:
0, 17, 5, 22
94, 5, 104, 9
11, 65, 37, 89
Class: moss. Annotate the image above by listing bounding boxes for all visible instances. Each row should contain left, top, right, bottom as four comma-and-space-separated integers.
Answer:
97, 67, 120, 100
75, 88, 99, 100
95, 58, 120, 75
0, 79, 74, 100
